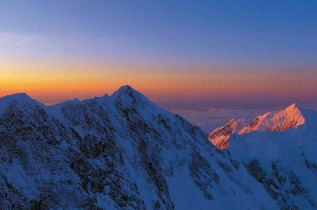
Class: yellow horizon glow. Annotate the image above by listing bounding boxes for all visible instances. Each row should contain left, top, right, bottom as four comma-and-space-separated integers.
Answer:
1, 60, 316, 105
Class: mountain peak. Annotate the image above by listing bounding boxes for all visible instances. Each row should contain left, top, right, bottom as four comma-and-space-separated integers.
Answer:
285, 102, 298, 112
110, 85, 152, 106
118, 85, 133, 91
288, 102, 296, 108
208, 103, 306, 149
114, 85, 139, 96
7, 92, 30, 99
207, 118, 246, 149
238, 103, 305, 134
0, 93, 37, 104
113, 85, 137, 96
0, 93, 43, 116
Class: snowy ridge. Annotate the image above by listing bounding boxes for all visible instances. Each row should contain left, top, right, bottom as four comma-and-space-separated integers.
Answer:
229, 108, 317, 209
239, 103, 305, 134
0, 86, 315, 209
0, 86, 278, 209
207, 103, 317, 209
0, 93, 43, 115
208, 103, 306, 149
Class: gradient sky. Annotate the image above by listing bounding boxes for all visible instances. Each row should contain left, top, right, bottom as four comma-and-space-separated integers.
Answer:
0, 0, 316, 109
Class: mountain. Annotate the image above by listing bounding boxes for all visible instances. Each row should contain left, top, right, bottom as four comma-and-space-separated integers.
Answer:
207, 103, 317, 209
207, 119, 245, 149
239, 103, 305, 134
0, 86, 278, 209
229, 107, 317, 209
208, 103, 306, 149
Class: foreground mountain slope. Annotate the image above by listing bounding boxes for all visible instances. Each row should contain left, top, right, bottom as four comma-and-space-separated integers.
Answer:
0, 86, 277, 209
208, 103, 306, 149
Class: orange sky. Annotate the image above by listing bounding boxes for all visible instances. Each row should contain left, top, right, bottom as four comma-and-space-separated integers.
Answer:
1, 1, 317, 109
0, 60, 316, 105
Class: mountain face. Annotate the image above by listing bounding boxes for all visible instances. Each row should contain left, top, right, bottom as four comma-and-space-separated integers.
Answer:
229, 108, 317, 209
208, 103, 306, 149
239, 103, 305, 134
207, 103, 317, 209
207, 119, 245, 150
0, 86, 316, 209
0, 86, 278, 209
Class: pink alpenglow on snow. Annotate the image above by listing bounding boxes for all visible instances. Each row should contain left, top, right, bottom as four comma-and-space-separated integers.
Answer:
208, 103, 306, 149
207, 119, 246, 149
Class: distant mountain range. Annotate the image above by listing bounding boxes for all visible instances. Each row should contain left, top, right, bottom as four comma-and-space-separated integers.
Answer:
0, 86, 316, 209
208, 103, 306, 149
207, 103, 317, 209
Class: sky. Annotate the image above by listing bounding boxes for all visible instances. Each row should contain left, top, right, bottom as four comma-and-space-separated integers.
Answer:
0, 0, 316, 110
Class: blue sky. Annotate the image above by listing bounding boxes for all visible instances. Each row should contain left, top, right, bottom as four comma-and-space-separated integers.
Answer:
1, 0, 316, 66
0, 0, 316, 109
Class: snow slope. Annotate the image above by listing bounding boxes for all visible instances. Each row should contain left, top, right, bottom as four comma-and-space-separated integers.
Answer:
0, 86, 279, 209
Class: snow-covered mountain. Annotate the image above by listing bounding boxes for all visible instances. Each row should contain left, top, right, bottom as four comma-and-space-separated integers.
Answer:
0, 86, 278, 209
0, 86, 315, 209
229, 107, 317, 209
207, 119, 246, 149
206, 103, 317, 209
208, 103, 306, 149
239, 103, 305, 134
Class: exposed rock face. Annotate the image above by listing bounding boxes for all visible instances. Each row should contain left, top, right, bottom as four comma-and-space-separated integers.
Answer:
208, 103, 306, 149
207, 119, 245, 149
0, 86, 278, 209
246, 160, 314, 210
